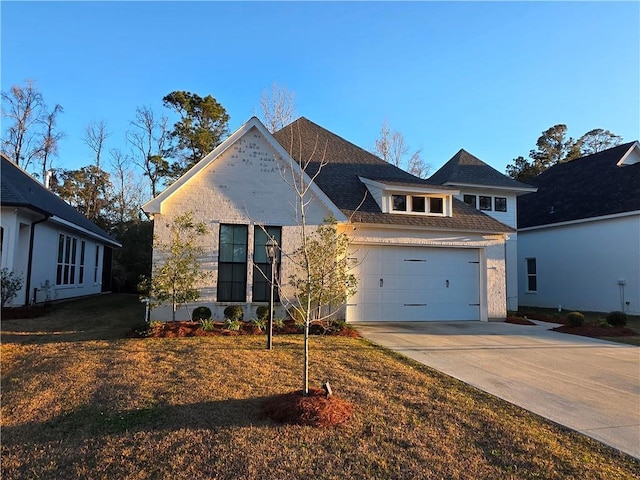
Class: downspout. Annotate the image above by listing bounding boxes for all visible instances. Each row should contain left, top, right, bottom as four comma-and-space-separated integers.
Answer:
24, 214, 50, 306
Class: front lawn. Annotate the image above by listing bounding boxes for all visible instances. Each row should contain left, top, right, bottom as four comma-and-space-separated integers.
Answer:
1, 294, 638, 479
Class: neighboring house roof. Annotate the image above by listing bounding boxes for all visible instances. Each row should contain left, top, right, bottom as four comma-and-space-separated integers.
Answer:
517, 141, 640, 229
430, 148, 536, 192
273, 118, 513, 233
0, 154, 121, 247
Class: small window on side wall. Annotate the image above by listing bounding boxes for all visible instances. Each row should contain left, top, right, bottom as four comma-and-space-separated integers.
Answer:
526, 258, 537, 292
479, 196, 492, 211
463, 194, 476, 208
392, 195, 407, 211
495, 197, 507, 212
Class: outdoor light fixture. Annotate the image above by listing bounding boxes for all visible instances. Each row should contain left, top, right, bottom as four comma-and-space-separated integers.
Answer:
265, 238, 278, 350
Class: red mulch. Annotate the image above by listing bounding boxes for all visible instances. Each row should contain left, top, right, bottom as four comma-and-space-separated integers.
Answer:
262, 388, 353, 427
137, 320, 360, 338
552, 324, 638, 338
505, 316, 536, 325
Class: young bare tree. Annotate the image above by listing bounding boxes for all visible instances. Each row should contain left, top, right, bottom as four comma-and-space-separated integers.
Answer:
259, 83, 296, 133
127, 106, 170, 197
373, 119, 430, 178
276, 124, 357, 395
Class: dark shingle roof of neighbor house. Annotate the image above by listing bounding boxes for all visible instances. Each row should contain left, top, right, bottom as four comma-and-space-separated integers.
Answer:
272, 118, 513, 233
517, 141, 640, 229
429, 148, 535, 190
0, 154, 120, 245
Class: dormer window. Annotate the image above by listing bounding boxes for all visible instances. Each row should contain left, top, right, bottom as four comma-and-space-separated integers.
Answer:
392, 195, 407, 211
358, 177, 457, 218
411, 196, 425, 212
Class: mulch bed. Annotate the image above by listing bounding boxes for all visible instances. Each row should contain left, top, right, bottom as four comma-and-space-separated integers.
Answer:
135, 320, 360, 338
505, 316, 537, 325
552, 324, 638, 338
262, 388, 353, 427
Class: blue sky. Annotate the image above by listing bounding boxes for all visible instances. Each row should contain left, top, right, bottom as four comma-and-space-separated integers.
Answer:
2, 1, 639, 182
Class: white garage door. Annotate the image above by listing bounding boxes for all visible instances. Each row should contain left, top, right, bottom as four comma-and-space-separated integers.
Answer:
346, 246, 480, 322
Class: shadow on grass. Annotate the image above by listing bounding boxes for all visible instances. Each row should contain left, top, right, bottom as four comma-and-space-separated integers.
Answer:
0, 293, 145, 345
1, 396, 280, 447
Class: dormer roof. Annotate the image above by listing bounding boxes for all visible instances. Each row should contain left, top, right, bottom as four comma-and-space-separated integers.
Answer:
518, 141, 640, 228
273, 118, 513, 233
430, 148, 537, 192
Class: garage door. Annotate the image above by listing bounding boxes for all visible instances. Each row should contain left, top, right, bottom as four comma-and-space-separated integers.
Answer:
346, 246, 480, 322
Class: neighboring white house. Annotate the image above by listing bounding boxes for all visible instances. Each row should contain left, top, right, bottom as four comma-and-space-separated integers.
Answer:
1, 153, 121, 306
517, 141, 640, 315
143, 117, 514, 323
429, 149, 537, 311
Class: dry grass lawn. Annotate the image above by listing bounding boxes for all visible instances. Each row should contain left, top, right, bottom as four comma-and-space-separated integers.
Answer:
2, 294, 639, 479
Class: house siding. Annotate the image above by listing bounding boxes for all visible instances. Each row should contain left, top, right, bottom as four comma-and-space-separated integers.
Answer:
150, 126, 333, 321
518, 214, 640, 315
1, 207, 108, 305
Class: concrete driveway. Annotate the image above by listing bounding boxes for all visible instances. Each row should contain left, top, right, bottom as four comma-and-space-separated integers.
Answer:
355, 320, 640, 459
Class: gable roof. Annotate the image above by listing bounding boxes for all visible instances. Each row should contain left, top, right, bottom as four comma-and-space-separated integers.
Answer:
429, 148, 536, 192
517, 141, 640, 229
0, 154, 120, 246
273, 118, 513, 233
142, 117, 345, 220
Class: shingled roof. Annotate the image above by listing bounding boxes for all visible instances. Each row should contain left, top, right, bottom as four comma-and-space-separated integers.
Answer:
272, 118, 513, 233
430, 148, 535, 191
517, 141, 640, 229
1, 154, 120, 246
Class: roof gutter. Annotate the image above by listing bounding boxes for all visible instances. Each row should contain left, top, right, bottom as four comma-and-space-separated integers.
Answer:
49, 215, 122, 248
24, 213, 50, 306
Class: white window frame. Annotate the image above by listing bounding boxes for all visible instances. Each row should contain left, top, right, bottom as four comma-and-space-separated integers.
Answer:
526, 257, 537, 293
56, 233, 79, 286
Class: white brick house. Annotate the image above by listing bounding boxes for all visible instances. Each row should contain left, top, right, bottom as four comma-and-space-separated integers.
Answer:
143, 117, 514, 322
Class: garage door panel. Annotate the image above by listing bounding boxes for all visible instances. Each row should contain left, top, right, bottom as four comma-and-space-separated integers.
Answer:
349, 246, 481, 322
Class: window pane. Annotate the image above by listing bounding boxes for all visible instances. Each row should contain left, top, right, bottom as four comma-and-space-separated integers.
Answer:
71, 238, 77, 264
527, 258, 536, 274
392, 195, 407, 211
232, 245, 247, 262
479, 196, 492, 210
64, 265, 70, 284
495, 197, 507, 212
231, 282, 246, 302
218, 283, 232, 302
411, 196, 425, 212
429, 197, 444, 214
80, 241, 85, 265
65, 236, 71, 263
56, 265, 63, 285
463, 195, 477, 208
528, 276, 537, 292
79, 266, 84, 284
70, 266, 75, 284
58, 235, 64, 263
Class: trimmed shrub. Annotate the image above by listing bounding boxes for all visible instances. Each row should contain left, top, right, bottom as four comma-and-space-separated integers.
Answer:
606, 311, 628, 327
192, 306, 212, 321
223, 305, 243, 322
256, 305, 270, 321
566, 311, 585, 327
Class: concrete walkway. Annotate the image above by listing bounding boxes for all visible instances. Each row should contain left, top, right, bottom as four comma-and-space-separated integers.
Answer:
355, 321, 640, 459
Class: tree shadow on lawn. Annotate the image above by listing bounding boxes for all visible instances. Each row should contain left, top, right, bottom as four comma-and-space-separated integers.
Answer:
1, 396, 282, 448
0, 293, 145, 345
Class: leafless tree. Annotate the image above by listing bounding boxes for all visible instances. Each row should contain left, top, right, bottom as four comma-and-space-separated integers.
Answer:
84, 120, 110, 169
259, 83, 296, 133
38, 104, 64, 181
373, 119, 430, 178
109, 148, 144, 223
127, 106, 170, 197
1, 80, 47, 170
